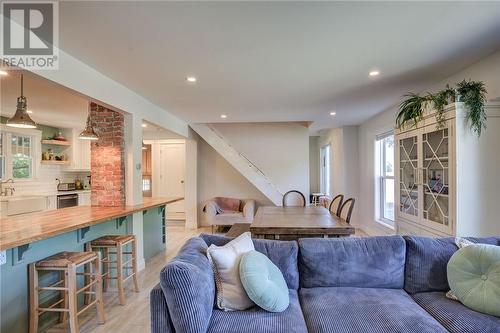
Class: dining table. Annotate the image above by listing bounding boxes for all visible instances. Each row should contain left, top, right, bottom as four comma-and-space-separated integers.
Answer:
250, 205, 355, 240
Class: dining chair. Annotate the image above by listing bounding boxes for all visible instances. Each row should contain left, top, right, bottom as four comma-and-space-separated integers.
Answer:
328, 194, 344, 216
282, 190, 306, 207
338, 198, 355, 224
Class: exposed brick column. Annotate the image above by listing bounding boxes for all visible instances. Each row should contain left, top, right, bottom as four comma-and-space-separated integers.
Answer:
90, 103, 125, 206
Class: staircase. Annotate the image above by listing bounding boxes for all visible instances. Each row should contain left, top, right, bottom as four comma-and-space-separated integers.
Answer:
190, 123, 283, 206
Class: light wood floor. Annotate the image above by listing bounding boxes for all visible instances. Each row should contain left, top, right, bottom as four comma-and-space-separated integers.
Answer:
47, 226, 368, 333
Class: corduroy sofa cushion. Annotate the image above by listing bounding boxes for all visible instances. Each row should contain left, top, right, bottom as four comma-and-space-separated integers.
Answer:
403, 236, 500, 294
207, 290, 307, 333
412, 292, 500, 333
300, 287, 448, 333
298, 236, 406, 288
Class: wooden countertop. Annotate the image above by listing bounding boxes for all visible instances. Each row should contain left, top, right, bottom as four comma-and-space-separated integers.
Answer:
0, 197, 183, 251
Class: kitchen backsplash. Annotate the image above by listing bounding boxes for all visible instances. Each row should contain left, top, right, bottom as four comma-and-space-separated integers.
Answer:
12, 165, 90, 196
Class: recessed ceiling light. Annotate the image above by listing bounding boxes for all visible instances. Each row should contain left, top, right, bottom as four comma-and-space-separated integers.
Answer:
142, 123, 147, 128
369, 70, 380, 77
27, 110, 33, 114
186, 76, 197, 83
330, 111, 337, 116
220, 114, 227, 119
0, 70, 8, 76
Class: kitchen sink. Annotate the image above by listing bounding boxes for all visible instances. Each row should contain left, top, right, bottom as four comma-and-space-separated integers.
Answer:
0, 195, 47, 217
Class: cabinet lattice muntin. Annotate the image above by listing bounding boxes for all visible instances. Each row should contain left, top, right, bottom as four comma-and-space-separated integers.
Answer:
399, 136, 418, 217
422, 128, 449, 226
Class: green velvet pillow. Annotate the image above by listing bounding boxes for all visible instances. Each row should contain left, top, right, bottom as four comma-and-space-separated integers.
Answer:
239, 251, 289, 312
447, 244, 500, 317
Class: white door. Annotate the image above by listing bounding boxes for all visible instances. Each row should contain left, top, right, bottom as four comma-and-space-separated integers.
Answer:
159, 143, 185, 212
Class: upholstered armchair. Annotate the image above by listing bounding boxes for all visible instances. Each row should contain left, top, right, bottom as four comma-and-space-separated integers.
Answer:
203, 198, 255, 229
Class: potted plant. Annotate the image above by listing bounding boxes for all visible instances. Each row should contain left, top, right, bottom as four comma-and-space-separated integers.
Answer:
396, 80, 487, 136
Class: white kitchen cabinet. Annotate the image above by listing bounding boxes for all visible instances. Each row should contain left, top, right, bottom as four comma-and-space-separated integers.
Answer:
395, 102, 500, 237
78, 192, 91, 206
65, 129, 91, 171
46, 195, 57, 210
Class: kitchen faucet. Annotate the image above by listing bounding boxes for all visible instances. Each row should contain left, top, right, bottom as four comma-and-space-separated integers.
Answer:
0, 178, 15, 196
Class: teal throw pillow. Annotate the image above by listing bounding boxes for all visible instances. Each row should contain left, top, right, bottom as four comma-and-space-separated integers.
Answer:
239, 251, 289, 312
447, 244, 500, 317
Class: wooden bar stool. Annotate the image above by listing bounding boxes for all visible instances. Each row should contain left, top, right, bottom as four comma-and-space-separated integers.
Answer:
29, 251, 105, 333
86, 235, 139, 305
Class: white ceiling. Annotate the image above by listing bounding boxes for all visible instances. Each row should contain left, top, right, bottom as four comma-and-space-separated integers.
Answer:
28, 2, 500, 130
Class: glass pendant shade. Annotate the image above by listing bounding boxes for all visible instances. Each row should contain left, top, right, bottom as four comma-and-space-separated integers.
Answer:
79, 104, 99, 140
7, 75, 37, 129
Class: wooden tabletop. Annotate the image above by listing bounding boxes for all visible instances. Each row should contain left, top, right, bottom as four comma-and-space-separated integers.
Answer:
0, 197, 183, 251
250, 206, 355, 237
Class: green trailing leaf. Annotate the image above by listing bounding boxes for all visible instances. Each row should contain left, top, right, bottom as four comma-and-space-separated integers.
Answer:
396, 80, 487, 137
428, 85, 454, 129
456, 80, 487, 136
396, 93, 428, 129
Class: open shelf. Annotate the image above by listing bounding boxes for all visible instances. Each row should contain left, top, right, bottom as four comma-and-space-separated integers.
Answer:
41, 140, 71, 146
41, 160, 71, 166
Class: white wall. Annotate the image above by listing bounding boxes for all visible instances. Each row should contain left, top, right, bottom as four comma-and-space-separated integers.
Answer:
317, 126, 359, 224
196, 122, 310, 225
357, 50, 500, 236
212, 122, 310, 199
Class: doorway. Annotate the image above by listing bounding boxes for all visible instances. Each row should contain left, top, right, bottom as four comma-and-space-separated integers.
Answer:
158, 141, 186, 216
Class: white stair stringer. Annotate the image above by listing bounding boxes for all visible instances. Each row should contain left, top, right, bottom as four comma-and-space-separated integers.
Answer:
190, 123, 283, 206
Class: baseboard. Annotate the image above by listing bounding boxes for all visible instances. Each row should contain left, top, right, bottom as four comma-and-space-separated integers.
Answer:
362, 222, 396, 236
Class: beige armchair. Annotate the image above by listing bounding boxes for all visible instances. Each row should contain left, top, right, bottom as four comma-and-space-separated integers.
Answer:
203, 198, 255, 230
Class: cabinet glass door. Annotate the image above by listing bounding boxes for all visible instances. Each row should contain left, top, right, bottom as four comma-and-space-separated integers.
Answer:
421, 127, 450, 232
399, 135, 419, 221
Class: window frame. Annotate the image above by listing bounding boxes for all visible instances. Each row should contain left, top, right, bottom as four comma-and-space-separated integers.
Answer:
0, 133, 5, 180
319, 143, 331, 196
376, 132, 395, 228
0, 125, 41, 181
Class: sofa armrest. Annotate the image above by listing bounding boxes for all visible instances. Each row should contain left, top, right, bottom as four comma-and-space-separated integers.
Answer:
160, 237, 215, 333
150, 283, 175, 333
241, 199, 256, 222
203, 200, 218, 224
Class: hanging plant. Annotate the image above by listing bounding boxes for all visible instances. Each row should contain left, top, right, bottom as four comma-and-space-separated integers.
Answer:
396, 93, 429, 129
456, 80, 487, 136
396, 80, 487, 136
428, 85, 455, 129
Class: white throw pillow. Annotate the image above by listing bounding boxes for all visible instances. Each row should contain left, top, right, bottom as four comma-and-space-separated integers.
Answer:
207, 232, 255, 311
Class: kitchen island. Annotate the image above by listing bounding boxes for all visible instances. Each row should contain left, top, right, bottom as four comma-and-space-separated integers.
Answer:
0, 196, 182, 333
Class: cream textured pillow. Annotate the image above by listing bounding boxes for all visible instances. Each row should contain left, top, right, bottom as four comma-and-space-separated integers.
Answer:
207, 232, 255, 311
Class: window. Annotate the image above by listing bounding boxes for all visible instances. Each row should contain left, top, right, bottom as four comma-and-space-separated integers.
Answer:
142, 177, 151, 192
377, 133, 395, 224
320, 144, 331, 196
11, 135, 33, 179
0, 126, 39, 181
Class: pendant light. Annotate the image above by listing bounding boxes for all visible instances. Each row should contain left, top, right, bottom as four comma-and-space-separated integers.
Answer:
6, 74, 37, 128
79, 101, 99, 140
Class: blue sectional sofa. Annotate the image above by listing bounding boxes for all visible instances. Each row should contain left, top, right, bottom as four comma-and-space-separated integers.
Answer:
150, 234, 500, 333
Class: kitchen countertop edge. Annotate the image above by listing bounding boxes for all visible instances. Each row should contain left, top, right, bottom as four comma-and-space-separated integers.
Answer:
0, 196, 183, 251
